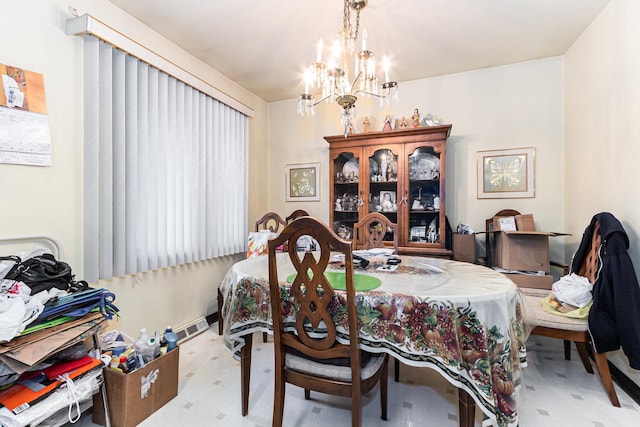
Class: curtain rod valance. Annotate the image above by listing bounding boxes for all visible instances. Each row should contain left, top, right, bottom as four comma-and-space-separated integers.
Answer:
65, 14, 255, 118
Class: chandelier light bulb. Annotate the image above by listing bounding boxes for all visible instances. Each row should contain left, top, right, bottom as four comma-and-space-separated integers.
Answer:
362, 28, 368, 51
383, 56, 390, 83
316, 39, 323, 63
331, 39, 341, 62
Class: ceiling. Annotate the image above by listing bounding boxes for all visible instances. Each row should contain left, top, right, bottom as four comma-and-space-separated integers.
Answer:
106, 0, 610, 103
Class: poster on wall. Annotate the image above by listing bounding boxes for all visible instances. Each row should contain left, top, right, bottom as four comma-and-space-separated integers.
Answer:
0, 63, 52, 166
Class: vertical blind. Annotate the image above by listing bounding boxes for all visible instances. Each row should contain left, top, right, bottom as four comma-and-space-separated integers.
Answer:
83, 37, 248, 281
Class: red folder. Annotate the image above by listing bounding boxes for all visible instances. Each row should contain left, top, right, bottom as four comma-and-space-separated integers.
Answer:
0, 357, 102, 413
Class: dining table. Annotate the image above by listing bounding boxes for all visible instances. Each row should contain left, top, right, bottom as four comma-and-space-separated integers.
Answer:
220, 252, 527, 427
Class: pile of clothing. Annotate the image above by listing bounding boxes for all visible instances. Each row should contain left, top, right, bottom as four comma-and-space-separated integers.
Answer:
0, 248, 118, 426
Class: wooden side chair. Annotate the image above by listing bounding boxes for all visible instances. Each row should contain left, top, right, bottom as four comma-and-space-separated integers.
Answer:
352, 213, 401, 382
218, 212, 288, 338
521, 221, 620, 406
285, 209, 309, 223
352, 212, 398, 254
255, 212, 287, 233
268, 217, 389, 427
253, 212, 288, 342
484, 209, 521, 267
283, 209, 310, 252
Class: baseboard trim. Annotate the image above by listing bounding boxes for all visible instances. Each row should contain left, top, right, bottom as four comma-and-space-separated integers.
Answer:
174, 316, 209, 343
610, 361, 640, 406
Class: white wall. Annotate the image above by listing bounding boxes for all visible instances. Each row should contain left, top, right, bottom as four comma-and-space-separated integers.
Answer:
565, 0, 640, 382
269, 57, 566, 260
0, 0, 269, 336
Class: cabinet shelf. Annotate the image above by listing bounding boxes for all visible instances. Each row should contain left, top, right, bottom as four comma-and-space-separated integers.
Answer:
326, 125, 452, 257
410, 179, 439, 183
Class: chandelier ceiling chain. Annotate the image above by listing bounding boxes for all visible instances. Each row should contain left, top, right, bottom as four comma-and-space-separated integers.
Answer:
297, 0, 399, 137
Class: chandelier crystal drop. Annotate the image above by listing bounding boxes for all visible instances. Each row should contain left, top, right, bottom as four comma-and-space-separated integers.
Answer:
297, 0, 399, 136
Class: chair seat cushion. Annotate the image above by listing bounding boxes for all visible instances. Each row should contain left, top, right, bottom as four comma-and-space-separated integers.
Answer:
285, 351, 385, 382
286, 347, 373, 367
521, 287, 588, 332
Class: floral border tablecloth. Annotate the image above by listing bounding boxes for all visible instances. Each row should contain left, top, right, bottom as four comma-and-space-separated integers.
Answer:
221, 255, 526, 427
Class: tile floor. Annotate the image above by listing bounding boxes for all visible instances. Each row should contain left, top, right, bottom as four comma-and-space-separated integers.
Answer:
73, 324, 639, 427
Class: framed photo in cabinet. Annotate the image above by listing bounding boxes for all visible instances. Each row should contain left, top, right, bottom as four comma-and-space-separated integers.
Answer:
477, 147, 535, 199
379, 190, 396, 212
285, 162, 320, 202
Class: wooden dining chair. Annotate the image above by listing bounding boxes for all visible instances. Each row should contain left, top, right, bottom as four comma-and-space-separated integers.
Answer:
253, 212, 288, 342
484, 209, 521, 267
352, 212, 398, 254
352, 213, 401, 381
218, 212, 288, 338
267, 217, 389, 427
521, 221, 620, 406
285, 209, 309, 223
255, 212, 287, 233
283, 209, 311, 252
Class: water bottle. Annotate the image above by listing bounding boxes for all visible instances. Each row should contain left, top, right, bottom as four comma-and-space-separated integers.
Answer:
163, 326, 178, 352
134, 328, 156, 362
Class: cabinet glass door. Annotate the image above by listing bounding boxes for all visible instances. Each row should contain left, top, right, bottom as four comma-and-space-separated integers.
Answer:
367, 147, 399, 243
407, 146, 441, 245
332, 150, 360, 240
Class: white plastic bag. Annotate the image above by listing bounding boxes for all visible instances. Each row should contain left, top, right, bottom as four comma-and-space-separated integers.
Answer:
247, 230, 277, 258
0, 295, 26, 341
552, 273, 593, 308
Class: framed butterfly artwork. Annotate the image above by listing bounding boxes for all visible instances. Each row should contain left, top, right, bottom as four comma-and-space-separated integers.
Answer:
476, 147, 535, 198
285, 162, 320, 202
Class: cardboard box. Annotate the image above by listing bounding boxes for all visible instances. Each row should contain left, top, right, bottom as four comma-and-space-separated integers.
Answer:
515, 214, 535, 231
494, 231, 554, 272
93, 347, 179, 427
453, 233, 475, 263
493, 213, 536, 232
493, 216, 516, 231
504, 273, 554, 290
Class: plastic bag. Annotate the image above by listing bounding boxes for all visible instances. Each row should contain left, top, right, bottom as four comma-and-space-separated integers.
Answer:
552, 273, 593, 308
541, 292, 592, 319
100, 330, 134, 354
247, 230, 276, 258
0, 295, 26, 341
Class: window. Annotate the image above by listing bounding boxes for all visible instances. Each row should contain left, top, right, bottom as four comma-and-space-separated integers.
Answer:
82, 38, 248, 281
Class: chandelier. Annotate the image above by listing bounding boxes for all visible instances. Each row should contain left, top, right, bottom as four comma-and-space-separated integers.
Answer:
297, 0, 399, 135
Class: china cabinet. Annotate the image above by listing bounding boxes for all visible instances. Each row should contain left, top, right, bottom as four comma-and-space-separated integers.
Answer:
325, 125, 452, 257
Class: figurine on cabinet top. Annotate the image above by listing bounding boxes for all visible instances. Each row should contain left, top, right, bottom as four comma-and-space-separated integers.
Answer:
382, 115, 393, 131
411, 109, 421, 128
399, 116, 408, 129
362, 116, 371, 133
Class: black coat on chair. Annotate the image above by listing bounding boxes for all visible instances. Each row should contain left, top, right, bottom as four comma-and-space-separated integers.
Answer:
571, 212, 640, 369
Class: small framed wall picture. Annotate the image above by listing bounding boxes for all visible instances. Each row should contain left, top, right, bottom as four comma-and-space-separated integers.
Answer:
285, 163, 320, 202
476, 147, 535, 199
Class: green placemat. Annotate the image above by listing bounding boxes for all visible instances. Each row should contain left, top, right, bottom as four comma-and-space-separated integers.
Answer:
285, 271, 381, 291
